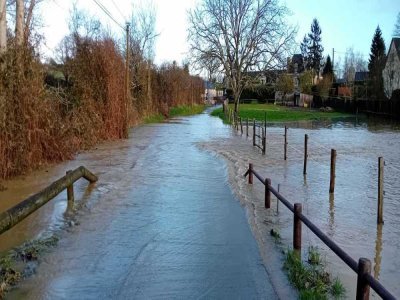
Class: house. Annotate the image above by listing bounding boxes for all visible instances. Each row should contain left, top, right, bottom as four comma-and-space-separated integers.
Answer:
354, 71, 369, 83
383, 38, 400, 98
204, 80, 223, 104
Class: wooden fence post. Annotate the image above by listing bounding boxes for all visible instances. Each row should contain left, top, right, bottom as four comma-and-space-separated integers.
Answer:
264, 111, 267, 138
284, 126, 288, 160
253, 119, 256, 146
277, 184, 280, 213
378, 157, 384, 224
303, 134, 308, 175
265, 178, 271, 208
293, 203, 302, 255
329, 149, 337, 193
262, 136, 266, 155
66, 170, 74, 204
356, 258, 371, 300
248, 163, 253, 184
246, 118, 249, 137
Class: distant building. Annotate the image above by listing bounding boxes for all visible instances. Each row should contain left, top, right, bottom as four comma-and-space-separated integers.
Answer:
354, 71, 369, 83
204, 80, 223, 104
383, 38, 400, 98
287, 54, 304, 74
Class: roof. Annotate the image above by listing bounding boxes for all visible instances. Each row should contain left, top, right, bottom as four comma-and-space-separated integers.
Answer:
354, 71, 369, 82
335, 78, 346, 84
388, 38, 400, 60
204, 81, 215, 89
393, 38, 400, 58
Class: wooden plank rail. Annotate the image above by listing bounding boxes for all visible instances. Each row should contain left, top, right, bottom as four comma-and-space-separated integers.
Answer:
244, 164, 395, 300
0, 166, 98, 236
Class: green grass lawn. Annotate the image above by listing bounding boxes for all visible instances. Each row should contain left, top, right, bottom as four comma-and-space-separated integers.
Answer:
211, 104, 354, 122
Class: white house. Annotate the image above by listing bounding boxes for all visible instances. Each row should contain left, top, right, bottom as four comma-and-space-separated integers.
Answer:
383, 38, 400, 98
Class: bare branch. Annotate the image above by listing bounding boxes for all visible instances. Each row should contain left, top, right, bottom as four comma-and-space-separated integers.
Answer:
188, 0, 296, 112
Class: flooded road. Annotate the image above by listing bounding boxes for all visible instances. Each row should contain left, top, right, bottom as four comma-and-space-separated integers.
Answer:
201, 116, 400, 298
1, 108, 288, 299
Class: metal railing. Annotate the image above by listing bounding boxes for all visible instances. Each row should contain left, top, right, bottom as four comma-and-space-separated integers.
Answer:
0, 166, 98, 236
244, 163, 396, 300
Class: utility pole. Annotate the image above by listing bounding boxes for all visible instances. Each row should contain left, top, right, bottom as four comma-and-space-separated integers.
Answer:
15, 0, 24, 46
124, 22, 130, 138
0, 0, 6, 53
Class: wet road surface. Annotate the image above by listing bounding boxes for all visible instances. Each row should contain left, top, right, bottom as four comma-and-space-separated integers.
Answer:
6, 109, 279, 299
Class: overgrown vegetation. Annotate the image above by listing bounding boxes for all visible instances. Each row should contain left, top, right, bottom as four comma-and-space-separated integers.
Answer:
211, 104, 354, 122
0, 235, 59, 297
0, 5, 204, 180
283, 247, 346, 299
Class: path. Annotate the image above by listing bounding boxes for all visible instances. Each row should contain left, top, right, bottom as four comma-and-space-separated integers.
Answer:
8, 108, 278, 299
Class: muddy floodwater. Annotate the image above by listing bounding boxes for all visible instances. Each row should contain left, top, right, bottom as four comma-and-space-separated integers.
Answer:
1, 107, 288, 299
1, 107, 400, 298
201, 115, 400, 298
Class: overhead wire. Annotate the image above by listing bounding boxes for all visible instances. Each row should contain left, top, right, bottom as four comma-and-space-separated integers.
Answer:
110, 0, 128, 22
91, 0, 125, 30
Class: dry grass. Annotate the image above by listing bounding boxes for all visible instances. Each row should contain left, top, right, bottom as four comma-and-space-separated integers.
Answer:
0, 36, 204, 180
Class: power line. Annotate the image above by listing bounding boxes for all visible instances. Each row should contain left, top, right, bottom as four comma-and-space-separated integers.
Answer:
91, 0, 125, 30
110, 0, 127, 22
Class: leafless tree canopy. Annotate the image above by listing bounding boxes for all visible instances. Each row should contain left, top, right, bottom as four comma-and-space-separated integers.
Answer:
188, 0, 296, 112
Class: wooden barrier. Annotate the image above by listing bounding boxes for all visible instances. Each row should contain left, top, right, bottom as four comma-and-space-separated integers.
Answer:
377, 157, 384, 224
329, 149, 337, 193
243, 165, 395, 300
284, 126, 288, 160
0, 166, 98, 236
303, 134, 308, 175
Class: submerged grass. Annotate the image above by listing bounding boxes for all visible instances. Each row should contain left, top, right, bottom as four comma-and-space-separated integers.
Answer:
284, 247, 346, 299
144, 104, 206, 124
169, 104, 205, 117
211, 104, 354, 123
0, 235, 59, 298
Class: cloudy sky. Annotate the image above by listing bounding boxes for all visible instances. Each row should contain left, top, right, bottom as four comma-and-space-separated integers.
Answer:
36, 0, 398, 66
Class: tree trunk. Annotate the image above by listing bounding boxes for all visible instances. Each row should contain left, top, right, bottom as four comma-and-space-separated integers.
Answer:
147, 60, 152, 113
16, 0, 24, 46
0, 0, 6, 53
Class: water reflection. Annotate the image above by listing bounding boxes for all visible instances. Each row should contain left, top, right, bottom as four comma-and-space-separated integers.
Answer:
202, 114, 400, 297
328, 193, 335, 237
374, 224, 383, 280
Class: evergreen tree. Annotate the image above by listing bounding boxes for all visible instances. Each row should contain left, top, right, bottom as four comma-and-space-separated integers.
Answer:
368, 26, 386, 99
307, 19, 324, 74
393, 12, 400, 37
322, 55, 333, 76
368, 26, 386, 72
300, 34, 310, 70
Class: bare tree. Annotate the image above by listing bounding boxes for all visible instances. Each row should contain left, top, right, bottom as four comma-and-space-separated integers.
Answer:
15, 0, 23, 45
342, 47, 367, 82
188, 0, 296, 113
0, 0, 6, 52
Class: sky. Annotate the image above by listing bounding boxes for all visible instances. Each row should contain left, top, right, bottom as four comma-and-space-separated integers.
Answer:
36, 0, 399, 69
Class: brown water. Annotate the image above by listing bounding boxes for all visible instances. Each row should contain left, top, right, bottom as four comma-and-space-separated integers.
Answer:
201, 116, 400, 298
1, 109, 399, 298
1, 109, 287, 299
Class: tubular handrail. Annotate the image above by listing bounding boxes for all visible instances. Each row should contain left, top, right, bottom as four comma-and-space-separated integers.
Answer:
0, 166, 98, 236
245, 165, 396, 300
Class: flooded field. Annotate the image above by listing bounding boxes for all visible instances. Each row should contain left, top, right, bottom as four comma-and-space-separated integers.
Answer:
1, 107, 399, 298
201, 115, 400, 298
